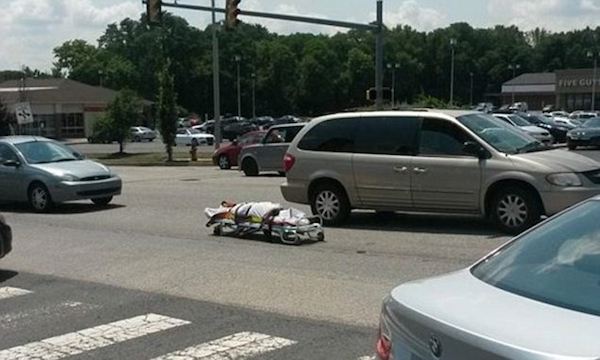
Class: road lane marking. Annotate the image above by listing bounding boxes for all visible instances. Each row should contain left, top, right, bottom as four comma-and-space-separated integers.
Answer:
151, 331, 297, 359
358, 356, 375, 360
0, 301, 100, 331
0, 287, 32, 300
0, 313, 190, 360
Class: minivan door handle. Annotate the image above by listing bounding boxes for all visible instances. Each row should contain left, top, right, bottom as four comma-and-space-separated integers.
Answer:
413, 167, 428, 174
393, 166, 408, 173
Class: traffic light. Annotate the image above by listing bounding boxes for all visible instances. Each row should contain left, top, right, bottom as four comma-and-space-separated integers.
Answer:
147, 0, 162, 24
226, 0, 241, 29
366, 87, 392, 102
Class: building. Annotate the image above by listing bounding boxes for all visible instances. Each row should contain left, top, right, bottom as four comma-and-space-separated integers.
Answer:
0, 78, 151, 138
501, 68, 599, 111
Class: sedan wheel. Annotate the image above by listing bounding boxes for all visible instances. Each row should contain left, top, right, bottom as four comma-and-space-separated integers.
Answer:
492, 186, 540, 234
218, 155, 231, 170
28, 183, 53, 212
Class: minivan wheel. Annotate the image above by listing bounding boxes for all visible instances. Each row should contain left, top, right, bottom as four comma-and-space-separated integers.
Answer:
242, 158, 259, 176
311, 184, 350, 226
28, 183, 53, 213
218, 155, 231, 170
491, 186, 541, 235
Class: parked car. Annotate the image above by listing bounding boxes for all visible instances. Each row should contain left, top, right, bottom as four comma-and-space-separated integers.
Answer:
542, 104, 556, 112
212, 131, 266, 169
519, 113, 571, 143
251, 116, 275, 129
553, 116, 583, 128
376, 196, 600, 360
570, 111, 599, 121
238, 123, 304, 176
175, 128, 214, 146
474, 102, 494, 113
508, 101, 528, 112
492, 113, 554, 145
222, 121, 258, 141
567, 117, 600, 150
0, 136, 122, 212
130, 126, 157, 142
281, 110, 600, 233
550, 111, 570, 118
0, 214, 12, 259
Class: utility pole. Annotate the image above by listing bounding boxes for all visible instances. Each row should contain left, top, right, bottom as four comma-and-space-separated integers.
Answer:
508, 63, 521, 105
469, 72, 474, 106
449, 38, 456, 106
211, 0, 221, 149
588, 51, 598, 112
387, 63, 399, 107
251, 72, 256, 120
375, 0, 384, 110
235, 55, 241, 117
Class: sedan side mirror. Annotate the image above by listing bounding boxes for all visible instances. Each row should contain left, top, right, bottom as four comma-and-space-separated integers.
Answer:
463, 141, 489, 159
3, 160, 20, 167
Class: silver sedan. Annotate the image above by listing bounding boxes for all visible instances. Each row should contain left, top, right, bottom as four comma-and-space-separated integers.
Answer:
376, 196, 600, 359
0, 136, 122, 212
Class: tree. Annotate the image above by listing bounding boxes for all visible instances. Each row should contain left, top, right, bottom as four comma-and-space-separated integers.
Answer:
157, 59, 177, 162
105, 89, 141, 154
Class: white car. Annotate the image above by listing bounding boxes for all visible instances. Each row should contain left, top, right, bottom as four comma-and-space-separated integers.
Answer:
492, 113, 554, 145
553, 116, 583, 128
175, 128, 214, 146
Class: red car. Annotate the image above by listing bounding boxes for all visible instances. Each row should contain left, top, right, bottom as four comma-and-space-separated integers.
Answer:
212, 131, 266, 169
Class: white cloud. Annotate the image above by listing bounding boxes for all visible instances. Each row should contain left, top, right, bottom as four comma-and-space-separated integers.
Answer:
383, 0, 448, 31
487, 0, 600, 31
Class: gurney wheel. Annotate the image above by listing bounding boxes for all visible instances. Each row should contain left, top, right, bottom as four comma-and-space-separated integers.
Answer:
317, 232, 325, 242
213, 225, 223, 236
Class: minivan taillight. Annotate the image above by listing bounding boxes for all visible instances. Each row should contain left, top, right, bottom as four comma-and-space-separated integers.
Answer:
283, 153, 296, 172
375, 317, 392, 360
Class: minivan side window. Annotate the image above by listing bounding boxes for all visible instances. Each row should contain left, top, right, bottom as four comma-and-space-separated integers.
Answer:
418, 117, 473, 157
354, 117, 419, 155
0, 144, 18, 163
297, 118, 357, 152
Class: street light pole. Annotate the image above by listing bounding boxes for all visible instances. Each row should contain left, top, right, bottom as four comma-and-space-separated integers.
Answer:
387, 63, 399, 107
588, 51, 598, 112
211, 0, 221, 149
449, 38, 456, 106
251, 72, 256, 120
508, 63, 521, 104
469, 72, 474, 106
235, 55, 241, 117
375, 0, 384, 110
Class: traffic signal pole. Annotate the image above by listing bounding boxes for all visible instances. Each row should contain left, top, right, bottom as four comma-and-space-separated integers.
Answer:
144, 0, 386, 116
211, 0, 222, 148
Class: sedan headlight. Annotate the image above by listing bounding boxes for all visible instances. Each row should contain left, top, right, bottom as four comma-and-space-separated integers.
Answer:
61, 174, 80, 181
546, 173, 582, 187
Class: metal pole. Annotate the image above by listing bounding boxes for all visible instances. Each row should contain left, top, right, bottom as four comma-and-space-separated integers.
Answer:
375, 0, 383, 110
391, 67, 396, 107
470, 72, 474, 106
592, 56, 597, 112
236, 56, 241, 117
211, 0, 221, 149
511, 67, 516, 104
450, 43, 455, 105
252, 73, 256, 120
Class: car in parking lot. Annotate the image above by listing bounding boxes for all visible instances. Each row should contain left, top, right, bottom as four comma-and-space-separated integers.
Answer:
281, 110, 600, 233
567, 117, 600, 149
492, 113, 554, 145
175, 128, 214, 146
130, 126, 157, 142
212, 131, 266, 169
238, 123, 304, 176
0, 136, 122, 212
519, 113, 572, 143
0, 214, 12, 259
376, 196, 600, 360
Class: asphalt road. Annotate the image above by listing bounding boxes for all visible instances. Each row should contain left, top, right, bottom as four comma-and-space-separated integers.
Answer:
5, 143, 600, 359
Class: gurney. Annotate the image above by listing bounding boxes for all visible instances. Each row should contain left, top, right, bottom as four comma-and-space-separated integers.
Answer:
205, 201, 324, 245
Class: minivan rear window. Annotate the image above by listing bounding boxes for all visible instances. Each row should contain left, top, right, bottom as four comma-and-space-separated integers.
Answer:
297, 118, 357, 152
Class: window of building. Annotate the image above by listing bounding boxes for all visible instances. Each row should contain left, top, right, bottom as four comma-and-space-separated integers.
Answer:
61, 113, 85, 137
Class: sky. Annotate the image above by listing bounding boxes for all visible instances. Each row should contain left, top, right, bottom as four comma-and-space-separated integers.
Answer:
1, 0, 599, 71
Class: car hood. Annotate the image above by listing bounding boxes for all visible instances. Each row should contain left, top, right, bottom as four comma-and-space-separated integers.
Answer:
569, 127, 600, 134
520, 126, 547, 134
512, 149, 600, 173
388, 269, 600, 358
30, 160, 112, 179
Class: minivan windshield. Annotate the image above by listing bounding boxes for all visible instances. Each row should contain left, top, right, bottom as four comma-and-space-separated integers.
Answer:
472, 200, 600, 317
458, 114, 546, 154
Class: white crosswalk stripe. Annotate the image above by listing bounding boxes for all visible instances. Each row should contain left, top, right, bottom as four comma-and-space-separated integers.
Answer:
0, 287, 33, 300
0, 313, 190, 360
151, 331, 297, 360
358, 356, 376, 360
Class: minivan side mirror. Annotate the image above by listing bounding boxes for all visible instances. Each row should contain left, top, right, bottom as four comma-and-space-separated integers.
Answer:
3, 160, 20, 167
463, 141, 489, 159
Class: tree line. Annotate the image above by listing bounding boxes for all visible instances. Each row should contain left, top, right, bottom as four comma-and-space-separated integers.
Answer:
3, 13, 600, 118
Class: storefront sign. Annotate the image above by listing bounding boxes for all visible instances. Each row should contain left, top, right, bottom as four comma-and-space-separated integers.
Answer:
558, 78, 600, 88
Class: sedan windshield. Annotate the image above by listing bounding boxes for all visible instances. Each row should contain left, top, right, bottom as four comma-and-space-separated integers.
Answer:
15, 141, 79, 164
508, 115, 531, 127
582, 118, 600, 128
472, 200, 600, 316
458, 114, 543, 154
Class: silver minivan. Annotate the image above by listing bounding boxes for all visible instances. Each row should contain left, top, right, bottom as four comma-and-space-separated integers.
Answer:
281, 110, 600, 233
